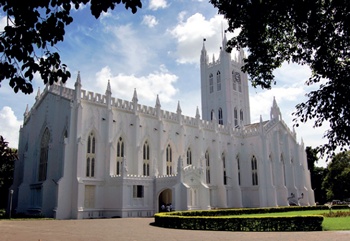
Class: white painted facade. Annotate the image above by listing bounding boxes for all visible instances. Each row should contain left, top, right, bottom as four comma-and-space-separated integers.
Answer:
11, 36, 315, 219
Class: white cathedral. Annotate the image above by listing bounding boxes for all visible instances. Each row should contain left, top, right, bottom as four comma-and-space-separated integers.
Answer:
11, 34, 315, 219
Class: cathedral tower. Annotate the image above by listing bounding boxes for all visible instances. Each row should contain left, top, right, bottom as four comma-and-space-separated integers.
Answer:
200, 33, 251, 126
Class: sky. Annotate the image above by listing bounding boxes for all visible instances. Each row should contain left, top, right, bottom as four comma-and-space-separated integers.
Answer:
0, 0, 329, 167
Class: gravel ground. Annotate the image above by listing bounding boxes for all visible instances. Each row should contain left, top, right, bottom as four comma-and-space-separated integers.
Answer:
1, 218, 350, 241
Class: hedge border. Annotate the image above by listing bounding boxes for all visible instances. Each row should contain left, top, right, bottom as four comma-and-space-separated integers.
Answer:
154, 206, 329, 232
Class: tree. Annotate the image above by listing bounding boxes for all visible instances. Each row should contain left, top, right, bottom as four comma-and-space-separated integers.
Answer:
322, 151, 350, 201
0, 0, 142, 94
0, 135, 18, 209
210, 0, 350, 158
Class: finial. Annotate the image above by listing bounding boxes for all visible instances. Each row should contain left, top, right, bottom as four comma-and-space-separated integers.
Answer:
106, 80, 112, 95
177, 101, 182, 114
24, 104, 29, 116
76, 71, 81, 83
132, 88, 138, 103
196, 106, 200, 119
35, 87, 41, 100
155, 94, 161, 108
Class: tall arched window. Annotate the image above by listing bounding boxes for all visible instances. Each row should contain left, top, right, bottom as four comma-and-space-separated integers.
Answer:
86, 132, 96, 177
143, 141, 150, 176
251, 155, 258, 186
209, 73, 214, 93
222, 152, 227, 185
39, 128, 50, 182
237, 155, 241, 185
187, 147, 192, 165
218, 108, 223, 125
211, 109, 215, 121
269, 154, 275, 186
234, 108, 238, 127
232, 71, 237, 91
116, 137, 124, 175
240, 109, 244, 125
217, 71, 221, 91
166, 144, 172, 175
205, 150, 210, 184
281, 154, 286, 186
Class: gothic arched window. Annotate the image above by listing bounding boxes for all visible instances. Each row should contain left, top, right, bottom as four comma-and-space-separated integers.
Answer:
39, 128, 50, 182
240, 109, 244, 125
86, 132, 96, 177
234, 108, 238, 127
166, 144, 172, 175
232, 71, 237, 91
237, 155, 241, 185
116, 137, 124, 175
143, 141, 150, 176
217, 71, 221, 91
209, 73, 214, 93
205, 150, 210, 184
187, 147, 192, 165
251, 155, 258, 186
218, 108, 223, 125
222, 152, 227, 185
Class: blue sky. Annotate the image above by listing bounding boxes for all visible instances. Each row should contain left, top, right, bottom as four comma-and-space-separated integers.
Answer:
0, 0, 328, 166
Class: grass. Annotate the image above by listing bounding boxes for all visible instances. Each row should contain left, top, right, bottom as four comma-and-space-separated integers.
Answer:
231, 209, 350, 231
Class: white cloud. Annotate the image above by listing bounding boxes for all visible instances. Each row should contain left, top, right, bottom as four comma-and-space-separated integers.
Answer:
169, 13, 236, 64
142, 15, 158, 28
249, 86, 305, 123
104, 24, 154, 74
0, 106, 22, 148
149, 0, 168, 10
95, 65, 178, 104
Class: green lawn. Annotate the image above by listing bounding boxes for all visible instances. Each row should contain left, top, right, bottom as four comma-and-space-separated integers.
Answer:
231, 209, 350, 231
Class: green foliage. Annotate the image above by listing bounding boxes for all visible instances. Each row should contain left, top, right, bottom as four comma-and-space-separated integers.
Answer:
0, 135, 17, 208
322, 151, 350, 201
0, 0, 142, 94
210, 0, 350, 158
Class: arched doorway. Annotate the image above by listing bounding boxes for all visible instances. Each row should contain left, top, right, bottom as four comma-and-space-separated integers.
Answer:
158, 189, 172, 212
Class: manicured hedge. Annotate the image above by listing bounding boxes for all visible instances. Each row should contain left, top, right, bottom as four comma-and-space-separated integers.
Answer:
154, 207, 325, 231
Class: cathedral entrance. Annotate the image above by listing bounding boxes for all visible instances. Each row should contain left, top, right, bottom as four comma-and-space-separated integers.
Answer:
158, 189, 172, 212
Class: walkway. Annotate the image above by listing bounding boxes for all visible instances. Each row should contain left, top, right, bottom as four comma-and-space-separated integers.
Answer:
1, 218, 350, 241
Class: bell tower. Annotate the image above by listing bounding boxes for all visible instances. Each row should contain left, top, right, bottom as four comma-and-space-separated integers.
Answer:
200, 33, 251, 127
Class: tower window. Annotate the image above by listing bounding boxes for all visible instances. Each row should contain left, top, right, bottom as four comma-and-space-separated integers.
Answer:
232, 71, 237, 91
235, 72, 242, 92
234, 108, 238, 127
209, 74, 214, 93
217, 71, 221, 91
218, 108, 223, 125
143, 141, 150, 176
187, 147, 192, 165
166, 144, 172, 175
116, 137, 124, 175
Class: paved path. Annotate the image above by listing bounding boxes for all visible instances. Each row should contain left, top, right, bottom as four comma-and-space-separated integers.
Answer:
1, 218, 350, 241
